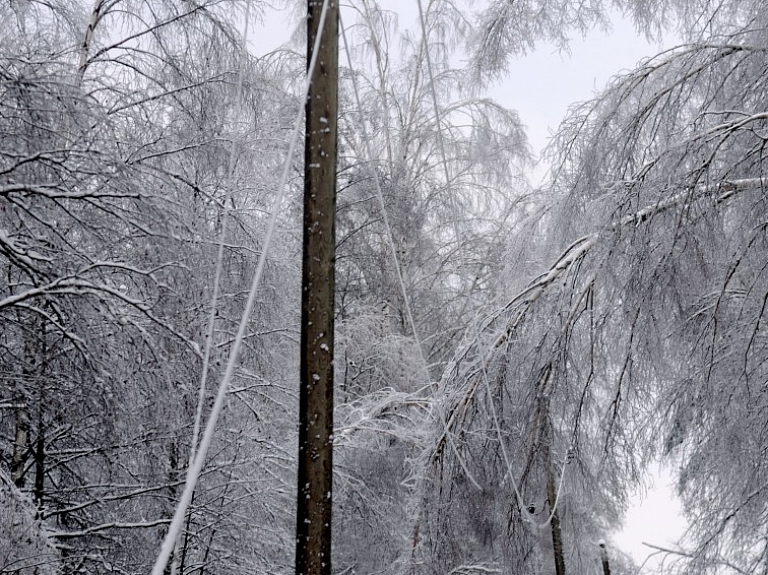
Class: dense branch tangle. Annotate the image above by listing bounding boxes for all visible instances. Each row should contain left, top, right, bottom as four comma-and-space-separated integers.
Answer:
402, 167, 765, 574
1, 1, 299, 574
4, 2, 768, 575
402, 24, 768, 574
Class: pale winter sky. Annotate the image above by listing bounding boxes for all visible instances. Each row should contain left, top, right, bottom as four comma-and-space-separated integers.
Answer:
489, 14, 672, 183
251, 2, 687, 570
613, 463, 688, 572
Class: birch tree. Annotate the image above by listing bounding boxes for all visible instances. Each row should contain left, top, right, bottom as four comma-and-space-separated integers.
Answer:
545, 23, 768, 575
444, 2, 768, 573
7, 2, 768, 575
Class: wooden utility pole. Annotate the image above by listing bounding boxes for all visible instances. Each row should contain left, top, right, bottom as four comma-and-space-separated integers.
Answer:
295, 1, 338, 575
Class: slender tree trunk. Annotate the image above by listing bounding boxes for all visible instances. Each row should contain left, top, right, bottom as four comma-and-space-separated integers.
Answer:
34, 393, 45, 508
11, 404, 29, 487
12, 332, 35, 488
599, 543, 611, 575
179, 492, 195, 575
168, 441, 181, 575
541, 393, 566, 575
294, 1, 338, 575
77, 0, 107, 86
544, 459, 566, 575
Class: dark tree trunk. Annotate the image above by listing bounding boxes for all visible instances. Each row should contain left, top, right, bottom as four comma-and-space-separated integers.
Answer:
545, 457, 566, 575
11, 404, 29, 487
540, 386, 566, 575
599, 543, 611, 575
294, 1, 339, 575
34, 396, 45, 508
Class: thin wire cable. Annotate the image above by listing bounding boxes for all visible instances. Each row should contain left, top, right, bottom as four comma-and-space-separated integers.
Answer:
479, 358, 529, 513
169, 6, 255, 572
415, 0, 570, 514
411, 0, 483, 488
151, 2, 331, 573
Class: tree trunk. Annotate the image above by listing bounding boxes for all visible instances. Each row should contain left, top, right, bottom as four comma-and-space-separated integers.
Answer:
12, 332, 36, 488
11, 404, 29, 487
545, 460, 566, 575
77, 0, 107, 85
294, 1, 338, 575
34, 395, 45, 508
599, 543, 611, 575
541, 392, 566, 575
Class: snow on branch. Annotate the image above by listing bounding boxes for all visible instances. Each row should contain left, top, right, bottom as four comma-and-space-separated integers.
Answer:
427, 175, 767, 466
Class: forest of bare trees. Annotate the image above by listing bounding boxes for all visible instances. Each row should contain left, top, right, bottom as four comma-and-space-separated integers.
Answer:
1, 0, 767, 575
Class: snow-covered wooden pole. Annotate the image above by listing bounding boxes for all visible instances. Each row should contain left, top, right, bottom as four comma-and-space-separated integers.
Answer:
295, 0, 338, 574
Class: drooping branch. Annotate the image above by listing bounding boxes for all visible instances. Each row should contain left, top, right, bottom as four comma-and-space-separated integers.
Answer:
401, 174, 767, 573
429, 176, 767, 463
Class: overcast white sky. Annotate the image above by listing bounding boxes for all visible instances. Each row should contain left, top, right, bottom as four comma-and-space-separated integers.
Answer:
251, 2, 687, 569
613, 463, 688, 572
488, 13, 677, 184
